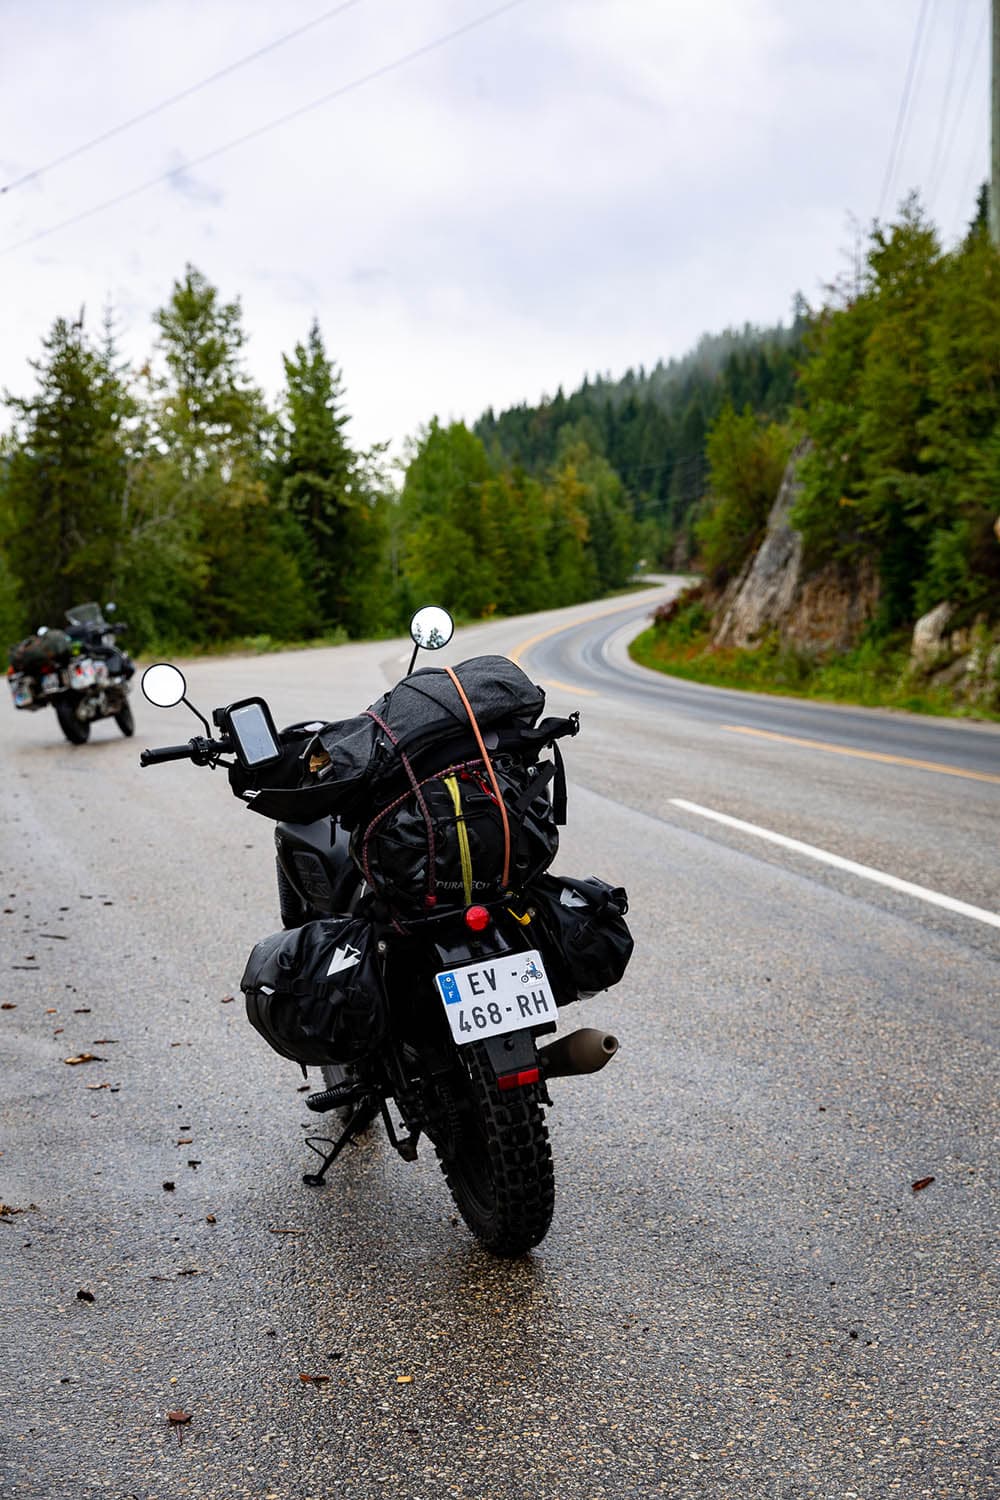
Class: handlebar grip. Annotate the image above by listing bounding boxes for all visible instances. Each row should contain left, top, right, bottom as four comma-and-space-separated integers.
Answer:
139, 742, 195, 767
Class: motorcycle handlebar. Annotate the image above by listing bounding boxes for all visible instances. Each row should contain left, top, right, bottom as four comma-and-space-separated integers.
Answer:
140, 742, 198, 767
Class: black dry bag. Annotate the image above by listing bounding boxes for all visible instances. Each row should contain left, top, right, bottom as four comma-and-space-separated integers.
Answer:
525, 873, 633, 1004
240, 916, 386, 1066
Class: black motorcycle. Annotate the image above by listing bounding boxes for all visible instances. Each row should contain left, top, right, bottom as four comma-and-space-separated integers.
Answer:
7, 601, 134, 743
139, 608, 630, 1256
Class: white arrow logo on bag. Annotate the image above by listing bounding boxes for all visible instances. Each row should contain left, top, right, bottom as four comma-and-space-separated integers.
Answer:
559, 888, 589, 908
326, 943, 362, 977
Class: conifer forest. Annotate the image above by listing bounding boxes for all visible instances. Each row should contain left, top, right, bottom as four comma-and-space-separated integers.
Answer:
1, 196, 997, 668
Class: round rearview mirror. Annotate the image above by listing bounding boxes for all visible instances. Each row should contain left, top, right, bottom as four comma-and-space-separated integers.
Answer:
105, 601, 117, 614
409, 606, 454, 652
141, 662, 187, 709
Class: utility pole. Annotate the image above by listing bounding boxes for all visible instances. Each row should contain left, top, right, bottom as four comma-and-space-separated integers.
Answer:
992, 0, 1000, 242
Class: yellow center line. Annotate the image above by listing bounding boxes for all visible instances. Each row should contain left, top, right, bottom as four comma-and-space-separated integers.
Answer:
509, 597, 656, 669
540, 678, 598, 697
723, 724, 1000, 786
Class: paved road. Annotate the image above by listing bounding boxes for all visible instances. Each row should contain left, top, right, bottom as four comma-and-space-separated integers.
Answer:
1, 583, 997, 1499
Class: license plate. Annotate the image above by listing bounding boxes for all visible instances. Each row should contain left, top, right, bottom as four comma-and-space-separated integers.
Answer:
41, 672, 60, 692
435, 948, 557, 1044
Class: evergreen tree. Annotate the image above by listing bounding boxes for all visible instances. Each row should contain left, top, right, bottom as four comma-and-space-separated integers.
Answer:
151, 265, 312, 640
276, 319, 387, 637
2, 314, 132, 628
400, 421, 499, 615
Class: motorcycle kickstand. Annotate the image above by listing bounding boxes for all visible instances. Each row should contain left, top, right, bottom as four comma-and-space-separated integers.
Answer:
302, 1100, 375, 1187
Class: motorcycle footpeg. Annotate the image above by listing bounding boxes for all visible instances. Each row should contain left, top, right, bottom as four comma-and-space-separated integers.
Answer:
305, 1083, 367, 1113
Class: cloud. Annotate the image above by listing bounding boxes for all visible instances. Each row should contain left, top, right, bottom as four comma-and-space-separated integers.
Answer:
164, 155, 225, 206
0, 0, 988, 451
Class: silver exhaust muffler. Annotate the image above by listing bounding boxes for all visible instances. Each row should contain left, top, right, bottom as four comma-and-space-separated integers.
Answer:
537, 1027, 619, 1080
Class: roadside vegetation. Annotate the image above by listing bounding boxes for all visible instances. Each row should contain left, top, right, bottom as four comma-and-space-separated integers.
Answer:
630, 590, 999, 721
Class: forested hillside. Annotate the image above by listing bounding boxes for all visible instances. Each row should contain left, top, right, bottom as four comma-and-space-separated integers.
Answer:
475, 320, 804, 554
636, 196, 1000, 715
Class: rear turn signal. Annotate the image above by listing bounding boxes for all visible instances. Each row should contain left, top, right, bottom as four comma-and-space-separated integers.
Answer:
498, 1067, 540, 1091
464, 904, 491, 932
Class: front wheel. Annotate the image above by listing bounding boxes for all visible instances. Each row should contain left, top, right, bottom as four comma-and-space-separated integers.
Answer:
114, 700, 134, 736
436, 1041, 554, 1256
55, 698, 90, 744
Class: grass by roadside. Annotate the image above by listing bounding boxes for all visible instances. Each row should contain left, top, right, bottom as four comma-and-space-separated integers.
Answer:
629, 621, 1000, 723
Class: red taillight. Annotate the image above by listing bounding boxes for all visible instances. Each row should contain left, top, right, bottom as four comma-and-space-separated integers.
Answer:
498, 1067, 540, 1091
464, 904, 491, 932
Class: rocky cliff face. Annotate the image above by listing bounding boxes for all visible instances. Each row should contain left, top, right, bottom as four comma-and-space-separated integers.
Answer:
712, 443, 880, 653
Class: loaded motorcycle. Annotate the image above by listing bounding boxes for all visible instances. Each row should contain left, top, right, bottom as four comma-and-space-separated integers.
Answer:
7, 601, 135, 743
139, 608, 632, 1256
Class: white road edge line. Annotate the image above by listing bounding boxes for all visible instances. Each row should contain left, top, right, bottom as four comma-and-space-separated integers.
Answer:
670, 798, 1000, 931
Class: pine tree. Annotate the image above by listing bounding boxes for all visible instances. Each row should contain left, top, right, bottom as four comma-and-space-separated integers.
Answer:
275, 319, 387, 637
151, 265, 312, 640
2, 313, 132, 628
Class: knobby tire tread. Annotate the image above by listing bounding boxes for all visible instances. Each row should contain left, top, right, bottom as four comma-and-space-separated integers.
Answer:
438, 1040, 554, 1257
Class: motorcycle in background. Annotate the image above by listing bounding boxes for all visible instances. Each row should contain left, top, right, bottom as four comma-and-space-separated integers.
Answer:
6, 601, 135, 743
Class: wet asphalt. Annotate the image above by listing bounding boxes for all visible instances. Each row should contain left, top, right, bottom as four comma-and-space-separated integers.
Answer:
1, 585, 998, 1500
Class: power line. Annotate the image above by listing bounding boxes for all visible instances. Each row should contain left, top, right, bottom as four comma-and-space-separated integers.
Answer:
0, 0, 367, 197
1, 0, 531, 258
929, 2, 989, 212
878, 0, 934, 218
927, 0, 971, 197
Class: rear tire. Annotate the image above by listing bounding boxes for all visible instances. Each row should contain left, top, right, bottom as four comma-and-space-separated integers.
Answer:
55, 698, 90, 744
114, 700, 134, 736
436, 1040, 554, 1256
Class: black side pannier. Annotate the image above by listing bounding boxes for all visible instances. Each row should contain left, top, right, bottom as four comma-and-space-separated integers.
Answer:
240, 917, 386, 1066
526, 874, 633, 1003
354, 754, 560, 916
9, 630, 73, 674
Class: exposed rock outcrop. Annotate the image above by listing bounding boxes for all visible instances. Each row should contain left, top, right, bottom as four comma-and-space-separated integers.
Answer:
712, 443, 880, 653
910, 602, 953, 669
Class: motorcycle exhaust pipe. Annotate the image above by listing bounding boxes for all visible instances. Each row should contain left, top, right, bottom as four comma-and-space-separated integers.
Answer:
537, 1027, 619, 1080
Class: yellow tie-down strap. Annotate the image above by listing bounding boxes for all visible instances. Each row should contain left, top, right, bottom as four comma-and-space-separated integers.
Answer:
443, 774, 473, 905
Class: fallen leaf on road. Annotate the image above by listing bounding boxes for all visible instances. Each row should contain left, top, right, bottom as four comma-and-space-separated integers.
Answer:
167, 1409, 192, 1442
76, 1289, 95, 1303
269, 1227, 305, 1235
92, 1038, 118, 1045
162, 1181, 175, 1192
86, 1083, 110, 1091
64, 1053, 104, 1066
177, 1138, 193, 1145
220, 995, 235, 1004
396, 1375, 414, 1384
205, 1215, 217, 1225
298, 1373, 331, 1385
73, 1007, 91, 1014
1, 1003, 15, 1010
911, 1176, 935, 1193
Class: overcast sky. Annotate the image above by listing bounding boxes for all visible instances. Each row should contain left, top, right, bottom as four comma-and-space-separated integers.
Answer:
0, 0, 990, 451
